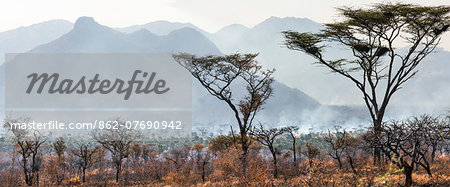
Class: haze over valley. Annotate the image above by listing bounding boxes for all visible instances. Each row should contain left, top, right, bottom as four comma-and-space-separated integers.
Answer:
1, 16, 448, 133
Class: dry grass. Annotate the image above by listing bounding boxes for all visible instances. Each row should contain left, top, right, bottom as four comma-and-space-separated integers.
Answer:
1, 151, 449, 186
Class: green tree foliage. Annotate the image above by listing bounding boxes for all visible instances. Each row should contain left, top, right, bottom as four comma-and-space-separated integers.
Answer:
283, 4, 449, 154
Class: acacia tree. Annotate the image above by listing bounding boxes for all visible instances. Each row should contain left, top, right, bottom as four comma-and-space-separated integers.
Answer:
173, 53, 274, 175
250, 124, 285, 178
283, 3, 449, 162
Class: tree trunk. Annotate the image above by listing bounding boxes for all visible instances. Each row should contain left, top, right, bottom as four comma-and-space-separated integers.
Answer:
201, 162, 206, 182
272, 151, 278, 178
337, 157, 342, 169
348, 156, 358, 175
21, 151, 32, 186
404, 164, 413, 187
24, 169, 32, 186
26, 175, 32, 186
240, 133, 249, 176
24, 170, 31, 186
116, 169, 120, 183
115, 163, 121, 183
373, 120, 382, 166
431, 146, 436, 163
292, 137, 296, 165
82, 167, 86, 183
36, 172, 39, 186
424, 165, 432, 177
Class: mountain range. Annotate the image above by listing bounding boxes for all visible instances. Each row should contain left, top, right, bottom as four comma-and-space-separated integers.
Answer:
1, 17, 325, 131
0, 20, 73, 62
1, 16, 449, 132
31, 17, 221, 55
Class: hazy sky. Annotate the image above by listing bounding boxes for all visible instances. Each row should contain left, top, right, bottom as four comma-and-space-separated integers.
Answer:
0, 0, 449, 50
1, 0, 448, 32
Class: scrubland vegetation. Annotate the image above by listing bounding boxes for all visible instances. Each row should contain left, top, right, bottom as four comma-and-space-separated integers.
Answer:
0, 114, 449, 186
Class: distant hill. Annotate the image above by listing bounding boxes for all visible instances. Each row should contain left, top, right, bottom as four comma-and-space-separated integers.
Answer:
212, 16, 323, 53
208, 24, 249, 53
116, 20, 209, 36
31, 17, 221, 55
113, 17, 344, 104
0, 20, 73, 122
0, 19, 73, 62
28, 17, 322, 126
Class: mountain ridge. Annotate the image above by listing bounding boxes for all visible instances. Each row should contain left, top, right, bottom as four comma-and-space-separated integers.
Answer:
31, 17, 221, 55
25, 16, 322, 125
1, 16, 448, 130
116, 20, 209, 37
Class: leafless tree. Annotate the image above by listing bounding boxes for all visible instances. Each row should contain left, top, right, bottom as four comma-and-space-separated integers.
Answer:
344, 135, 363, 175
173, 53, 274, 175
363, 115, 442, 186
51, 136, 67, 185
284, 126, 299, 165
92, 124, 140, 183
165, 146, 192, 176
191, 144, 212, 182
303, 142, 320, 168
324, 127, 352, 169
53, 137, 66, 158
250, 124, 285, 178
420, 115, 450, 162
3, 118, 46, 186
71, 143, 100, 183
